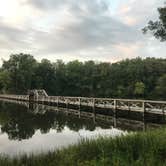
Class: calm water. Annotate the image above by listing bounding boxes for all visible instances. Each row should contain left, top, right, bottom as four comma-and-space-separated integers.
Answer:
0, 99, 165, 157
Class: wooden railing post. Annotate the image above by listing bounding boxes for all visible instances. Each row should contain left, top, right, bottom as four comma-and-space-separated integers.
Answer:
66, 98, 69, 109
92, 98, 96, 123
78, 98, 81, 110
128, 101, 131, 111
114, 99, 117, 110
142, 101, 146, 120
142, 101, 145, 112
142, 102, 147, 131
113, 109, 117, 128
57, 96, 59, 107
162, 104, 165, 121
41, 96, 44, 104
92, 98, 96, 111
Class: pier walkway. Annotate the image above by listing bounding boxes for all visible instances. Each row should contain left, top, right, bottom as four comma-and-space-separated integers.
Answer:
0, 90, 165, 116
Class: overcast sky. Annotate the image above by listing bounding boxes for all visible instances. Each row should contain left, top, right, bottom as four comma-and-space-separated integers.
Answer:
0, 0, 165, 63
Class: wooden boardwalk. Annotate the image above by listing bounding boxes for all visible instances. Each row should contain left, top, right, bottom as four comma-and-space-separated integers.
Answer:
0, 90, 166, 116
0, 98, 163, 131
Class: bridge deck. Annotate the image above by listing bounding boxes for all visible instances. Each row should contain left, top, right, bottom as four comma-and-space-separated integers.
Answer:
1, 98, 164, 131
0, 94, 165, 116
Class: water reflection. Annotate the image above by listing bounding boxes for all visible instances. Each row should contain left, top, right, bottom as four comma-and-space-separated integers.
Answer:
0, 99, 165, 156
0, 102, 100, 141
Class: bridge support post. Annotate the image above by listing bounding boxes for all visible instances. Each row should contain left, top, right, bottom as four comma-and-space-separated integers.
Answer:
113, 99, 117, 127
78, 98, 81, 118
92, 98, 96, 111
57, 97, 59, 107
162, 105, 165, 121
92, 98, 96, 123
113, 110, 117, 128
66, 98, 69, 109
142, 102, 147, 132
113, 99, 117, 114
128, 101, 131, 111
114, 99, 117, 110
142, 101, 146, 121
78, 98, 81, 110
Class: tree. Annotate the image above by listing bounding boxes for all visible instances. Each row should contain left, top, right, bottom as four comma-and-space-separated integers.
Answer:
53, 60, 67, 96
81, 61, 97, 97
143, 3, 166, 41
0, 53, 165, 100
117, 85, 125, 98
134, 82, 145, 98
0, 70, 10, 93
65, 60, 83, 96
155, 74, 166, 100
33, 59, 56, 95
2, 53, 37, 94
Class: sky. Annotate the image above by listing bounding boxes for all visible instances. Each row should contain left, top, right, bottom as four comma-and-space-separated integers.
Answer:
0, 0, 165, 64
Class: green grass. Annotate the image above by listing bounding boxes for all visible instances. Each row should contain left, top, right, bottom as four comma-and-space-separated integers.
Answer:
0, 128, 166, 166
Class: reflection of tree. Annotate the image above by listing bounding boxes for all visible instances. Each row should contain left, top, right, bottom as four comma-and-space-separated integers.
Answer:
66, 115, 96, 132
1, 120, 35, 140
0, 103, 55, 140
0, 102, 104, 140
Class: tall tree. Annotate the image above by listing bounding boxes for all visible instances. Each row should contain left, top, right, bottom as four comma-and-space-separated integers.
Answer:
2, 53, 37, 94
0, 70, 10, 93
33, 59, 56, 95
155, 74, 166, 99
0, 53, 165, 100
53, 60, 67, 96
65, 60, 83, 96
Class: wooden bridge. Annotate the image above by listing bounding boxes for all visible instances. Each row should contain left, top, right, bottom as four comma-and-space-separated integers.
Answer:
0, 98, 163, 131
0, 89, 166, 116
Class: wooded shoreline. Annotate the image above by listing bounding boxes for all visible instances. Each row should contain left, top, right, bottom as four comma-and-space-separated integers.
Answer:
0, 54, 166, 100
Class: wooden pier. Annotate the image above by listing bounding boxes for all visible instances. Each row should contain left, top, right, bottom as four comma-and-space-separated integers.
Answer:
0, 90, 165, 116
0, 98, 164, 132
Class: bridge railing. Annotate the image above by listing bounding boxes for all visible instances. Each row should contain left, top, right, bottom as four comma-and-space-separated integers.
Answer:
0, 94, 165, 114
0, 94, 29, 101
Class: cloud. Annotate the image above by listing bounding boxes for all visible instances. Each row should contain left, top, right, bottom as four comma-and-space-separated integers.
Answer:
32, 15, 140, 54
25, 0, 141, 56
28, 0, 109, 13
0, 0, 165, 64
118, 0, 165, 26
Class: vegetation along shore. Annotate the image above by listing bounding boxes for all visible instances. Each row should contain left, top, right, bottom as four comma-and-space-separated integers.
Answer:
0, 128, 166, 166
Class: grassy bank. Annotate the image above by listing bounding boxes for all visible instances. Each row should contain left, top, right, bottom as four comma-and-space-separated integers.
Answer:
0, 128, 166, 166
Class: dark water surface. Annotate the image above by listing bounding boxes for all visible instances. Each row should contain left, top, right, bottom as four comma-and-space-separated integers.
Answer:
0, 99, 165, 157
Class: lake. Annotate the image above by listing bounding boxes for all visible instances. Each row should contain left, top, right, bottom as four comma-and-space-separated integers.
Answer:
0, 99, 165, 157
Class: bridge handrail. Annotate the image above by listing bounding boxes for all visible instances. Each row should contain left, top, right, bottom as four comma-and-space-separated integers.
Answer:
0, 94, 166, 104
48, 96, 166, 104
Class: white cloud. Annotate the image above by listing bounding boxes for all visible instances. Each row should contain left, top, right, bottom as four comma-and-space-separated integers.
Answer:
0, 0, 165, 64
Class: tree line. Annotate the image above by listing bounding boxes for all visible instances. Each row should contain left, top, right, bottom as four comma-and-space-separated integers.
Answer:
0, 53, 165, 100
0, 3, 165, 100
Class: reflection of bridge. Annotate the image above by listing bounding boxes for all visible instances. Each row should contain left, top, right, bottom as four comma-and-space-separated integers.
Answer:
0, 98, 164, 132
0, 89, 166, 116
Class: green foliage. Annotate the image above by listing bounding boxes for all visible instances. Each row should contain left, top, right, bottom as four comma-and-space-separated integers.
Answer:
0, 128, 166, 166
0, 54, 166, 100
33, 59, 56, 95
155, 74, 166, 99
143, 3, 166, 41
134, 82, 145, 97
0, 70, 10, 93
2, 53, 37, 94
